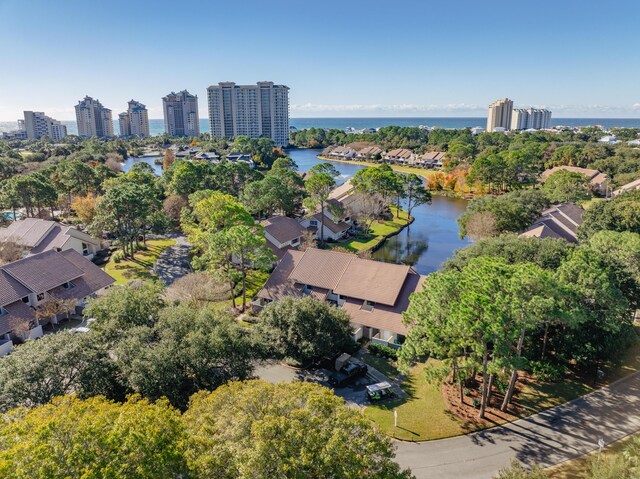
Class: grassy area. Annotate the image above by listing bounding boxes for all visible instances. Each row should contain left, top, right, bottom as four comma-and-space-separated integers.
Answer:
363, 360, 468, 441
364, 333, 640, 442
336, 207, 409, 253
549, 433, 638, 478
362, 352, 401, 381
104, 239, 176, 285
209, 269, 270, 312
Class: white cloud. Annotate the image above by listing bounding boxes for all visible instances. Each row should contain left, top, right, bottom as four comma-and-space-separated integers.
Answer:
633, 103, 640, 111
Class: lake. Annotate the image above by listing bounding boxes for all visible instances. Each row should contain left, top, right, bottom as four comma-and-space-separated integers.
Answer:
287, 148, 471, 274
122, 155, 163, 175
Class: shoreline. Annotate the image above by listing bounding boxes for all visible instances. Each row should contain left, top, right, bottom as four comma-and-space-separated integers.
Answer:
315, 155, 475, 199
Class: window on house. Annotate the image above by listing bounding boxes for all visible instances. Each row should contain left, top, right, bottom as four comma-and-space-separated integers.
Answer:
36, 293, 44, 302
0, 307, 7, 317
82, 242, 89, 255
63, 281, 75, 290
310, 220, 318, 226
21, 297, 29, 304
291, 237, 300, 246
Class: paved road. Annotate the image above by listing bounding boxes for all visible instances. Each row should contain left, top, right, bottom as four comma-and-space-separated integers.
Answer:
153, 235, 191, 285
394, 371, 640, 479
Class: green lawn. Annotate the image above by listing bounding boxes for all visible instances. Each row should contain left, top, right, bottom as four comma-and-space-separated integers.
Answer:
363, 360, 468, 441
364, 333, 640, 442
104, 239, 176, 285
336, 207, 410, 253
549, 433, 638, 478
209, 269, 270, 312
362, 352, 401, 381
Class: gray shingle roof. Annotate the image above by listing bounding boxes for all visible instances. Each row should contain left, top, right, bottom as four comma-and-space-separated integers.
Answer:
1, 250, 84, 294
0, 270, 31, 307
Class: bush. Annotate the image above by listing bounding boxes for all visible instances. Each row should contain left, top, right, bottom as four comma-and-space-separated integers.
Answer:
368, 342, 399, 360
111, 250, 125, 263
529, 360, 566, 382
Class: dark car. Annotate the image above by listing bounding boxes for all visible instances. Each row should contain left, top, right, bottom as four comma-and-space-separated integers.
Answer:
329, 361, 368, 387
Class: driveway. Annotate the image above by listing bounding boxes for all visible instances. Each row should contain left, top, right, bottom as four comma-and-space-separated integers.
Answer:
394, 371, 640, 479
153, 235, 191, 286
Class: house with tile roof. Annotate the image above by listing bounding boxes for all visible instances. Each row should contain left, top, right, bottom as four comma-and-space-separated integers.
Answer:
613, 178, 640, 196
323, 146, 357, 160
383, 148, 415, 164
262, 216, 306, 260
0, 249, 114, 356
519, 203, 584, 243
540, 166, 610, 195
299, 181, 359, 241
0, 218, 103, 259
254, 248, 424, 349
355, 146, 383, 161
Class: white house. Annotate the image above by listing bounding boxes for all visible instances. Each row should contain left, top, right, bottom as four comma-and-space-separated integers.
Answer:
0, 218, 103, 259
262, 216, 306, 259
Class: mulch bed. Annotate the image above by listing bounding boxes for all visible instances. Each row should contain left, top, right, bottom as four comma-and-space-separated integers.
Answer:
440, 373, 535, 428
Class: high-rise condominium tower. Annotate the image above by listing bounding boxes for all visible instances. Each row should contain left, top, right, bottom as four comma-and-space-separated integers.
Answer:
162, 90, 200, 137
118, 100, 150, 137
207, 81, 290, 147
75, 96, 113, 138
486, 98, 513, 132
511, 108, 552, 130
23, 111, 67, 140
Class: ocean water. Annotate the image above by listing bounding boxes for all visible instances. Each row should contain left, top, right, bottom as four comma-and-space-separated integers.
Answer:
2, 117, 640, 137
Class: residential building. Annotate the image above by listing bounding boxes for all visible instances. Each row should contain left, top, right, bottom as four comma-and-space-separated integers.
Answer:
225, 152, 255, 167
540, 166, 610, 195
471, 126, 486, 135
0, 218, 103, 259
418, 151, 446, 169
486, 98, 513, 132
162, 90, 200, 137
262, 216, 306, 259
323, 146, 357, 160
207, 81, 290, 147
520, 203, 584, 243
1, 120, 27, 140
118, 100, 149, 137
613, 178, 640, 196
75, 96, 113, 138
598, 135, 621, 144
23, 111, 68, 140
355, 146, 383, 160
254, 248, 425, 348
0, 249, 114, 356
510, 108, 552, 130
384, 148, 415, 164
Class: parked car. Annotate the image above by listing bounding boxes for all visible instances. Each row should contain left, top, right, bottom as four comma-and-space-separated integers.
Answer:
366, 381, 394, 402
329, 361, 368, 387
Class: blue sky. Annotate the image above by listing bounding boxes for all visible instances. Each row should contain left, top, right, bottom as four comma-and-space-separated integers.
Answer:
1, 0, 639, 120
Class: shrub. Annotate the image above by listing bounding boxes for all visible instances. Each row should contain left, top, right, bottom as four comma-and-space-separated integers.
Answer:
529, 361, 566, 382
368, 342, 399, 360
111, 250, 125, 263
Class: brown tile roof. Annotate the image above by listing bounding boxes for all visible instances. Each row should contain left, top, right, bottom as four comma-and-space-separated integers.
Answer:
257, 250, 305, 301
0, 301, 35, 337
262, 216, 305, 245
540, 166, 609, 186
328, 181, 354, 202
343, 272, 424, 335
0, 271, 31, 307
386, 148, 413, 158
614, 178, 640, 196
311, 213, 351, 235
2, 250, 85, 294
334, 259, 412, 306
357, 146, 383, 156
288, 248, 413, 305
57, 250, 114, 294
289, 248, 353, 290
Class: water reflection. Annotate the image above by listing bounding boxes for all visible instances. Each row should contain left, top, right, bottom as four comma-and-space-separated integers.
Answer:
122, 156, 162, 175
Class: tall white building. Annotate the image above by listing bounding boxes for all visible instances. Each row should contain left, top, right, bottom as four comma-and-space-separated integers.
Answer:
118, 100, 149, 137
486, 98, 513, 132
207, 81, 290, 147
75, 96, 113, 138
162, 90, 200, 137
23, 111, 68, 140
511, 108, 552, 130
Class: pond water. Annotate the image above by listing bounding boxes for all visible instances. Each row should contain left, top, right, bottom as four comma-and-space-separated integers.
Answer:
122, 155, 163, 175
287, 148, 471, 274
